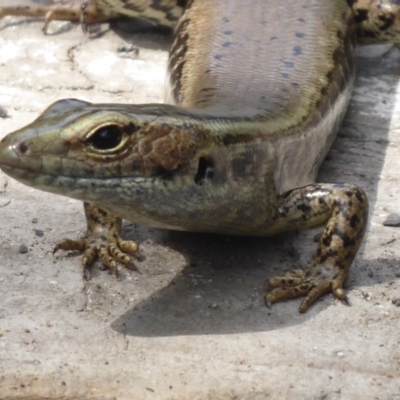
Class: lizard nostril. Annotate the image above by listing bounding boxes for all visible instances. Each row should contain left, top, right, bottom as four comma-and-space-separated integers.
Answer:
18, 142, 29, 154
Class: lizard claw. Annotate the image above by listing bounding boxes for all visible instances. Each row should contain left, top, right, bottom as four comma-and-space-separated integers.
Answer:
53, 203, 142, 279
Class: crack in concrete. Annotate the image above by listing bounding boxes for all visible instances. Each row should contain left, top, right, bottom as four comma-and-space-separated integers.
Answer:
65, 40, 137, 97
0, 176, 9, 194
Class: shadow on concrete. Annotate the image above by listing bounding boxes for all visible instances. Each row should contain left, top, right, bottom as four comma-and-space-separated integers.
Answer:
111, 47, 400, 337
111, 228, 322, 337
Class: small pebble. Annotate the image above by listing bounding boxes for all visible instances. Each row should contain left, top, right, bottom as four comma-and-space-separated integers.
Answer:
19, 244, 28, 254
287, 246, 300, 259
383, 213, 400, 227
313, 232, 322, 242
0, 105, 7, 118
362, 291, 371, 300
117, 44, 140, 57
392, 298, 400, 307
34, 229, 44, 237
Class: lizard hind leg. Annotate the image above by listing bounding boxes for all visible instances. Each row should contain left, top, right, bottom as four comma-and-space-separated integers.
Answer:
351, 0, 400, 44
54, 202, 142, 280
264, 183, 369, 313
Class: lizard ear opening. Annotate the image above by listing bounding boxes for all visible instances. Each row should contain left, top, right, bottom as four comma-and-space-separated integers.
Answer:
194, 156, 214, 185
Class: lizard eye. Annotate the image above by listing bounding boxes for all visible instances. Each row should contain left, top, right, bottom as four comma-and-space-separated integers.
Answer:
85, 125, 123, 150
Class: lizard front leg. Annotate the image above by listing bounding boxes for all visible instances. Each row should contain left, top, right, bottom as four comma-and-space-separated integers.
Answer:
54, 202, 141, 279
0, 1, 114, 34
0, 0, 183, 33
264, 183, 368, 313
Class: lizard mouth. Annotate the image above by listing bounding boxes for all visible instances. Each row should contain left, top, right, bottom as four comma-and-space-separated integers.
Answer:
0, 134, 59, 190
0, 137, 21, 173
0, 134, 32, 180
0, 163, 17, 176
0, 162, 47, 189
0, 129, 66, 186
0, 128, 21, 157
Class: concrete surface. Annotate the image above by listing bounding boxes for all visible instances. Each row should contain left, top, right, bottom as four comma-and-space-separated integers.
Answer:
0, 4, 400, 400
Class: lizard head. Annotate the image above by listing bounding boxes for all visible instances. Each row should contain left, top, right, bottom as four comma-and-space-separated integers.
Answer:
0, 98, 205, 203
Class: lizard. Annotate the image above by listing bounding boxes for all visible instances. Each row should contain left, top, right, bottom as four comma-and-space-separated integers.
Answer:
0, 0, 399, 313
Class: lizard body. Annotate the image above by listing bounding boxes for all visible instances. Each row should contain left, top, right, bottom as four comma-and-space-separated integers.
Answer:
0, 0, 399, 311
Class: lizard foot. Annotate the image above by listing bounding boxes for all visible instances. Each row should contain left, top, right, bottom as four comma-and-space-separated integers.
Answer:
264, 264, 349, 313
53, 203, 142, 280
263, 183, 368, 312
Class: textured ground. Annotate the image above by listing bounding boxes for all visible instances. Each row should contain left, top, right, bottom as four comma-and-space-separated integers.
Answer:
0, 3, 400, 400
